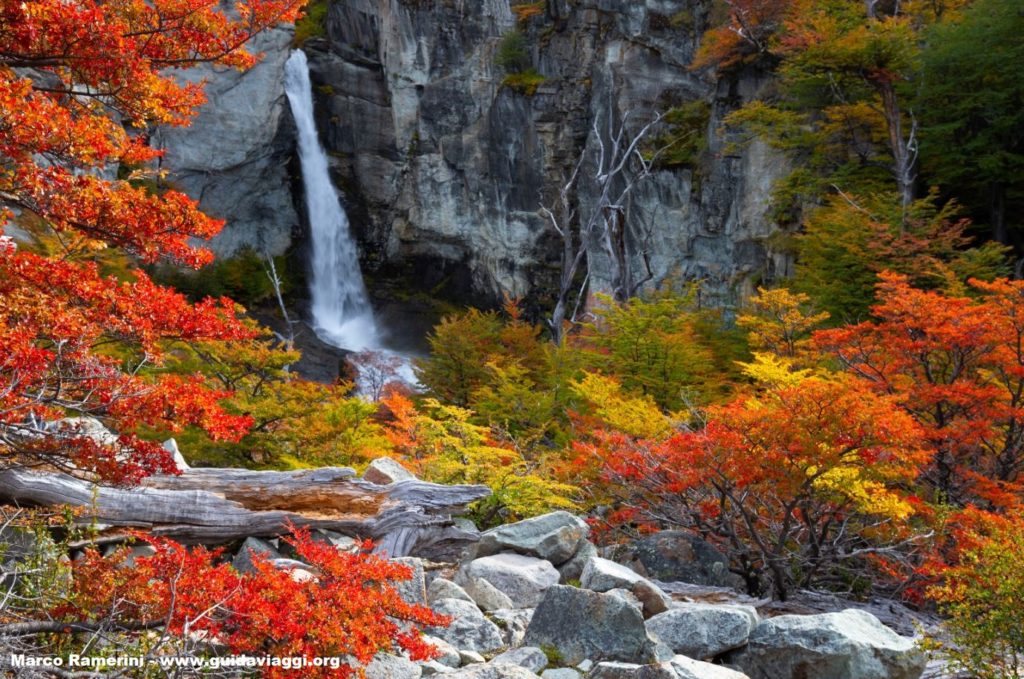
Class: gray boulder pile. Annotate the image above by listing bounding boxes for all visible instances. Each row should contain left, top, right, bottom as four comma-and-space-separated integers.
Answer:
216, 462, 926, 679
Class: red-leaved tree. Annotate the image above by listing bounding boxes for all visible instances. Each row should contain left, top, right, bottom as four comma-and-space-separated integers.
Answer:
0, 0, 304, 479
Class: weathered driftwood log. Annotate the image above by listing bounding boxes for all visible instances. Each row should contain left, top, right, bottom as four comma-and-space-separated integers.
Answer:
0, 467, 489, 559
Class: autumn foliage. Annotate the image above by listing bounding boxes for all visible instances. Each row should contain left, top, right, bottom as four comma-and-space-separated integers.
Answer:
57, 527, 446, 678
0, 0, 303, 480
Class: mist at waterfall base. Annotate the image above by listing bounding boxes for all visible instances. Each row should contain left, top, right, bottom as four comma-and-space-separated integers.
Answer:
284, 50, 417, 392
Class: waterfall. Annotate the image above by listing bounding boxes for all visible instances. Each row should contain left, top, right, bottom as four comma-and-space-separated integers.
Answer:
284, 50, 378, 351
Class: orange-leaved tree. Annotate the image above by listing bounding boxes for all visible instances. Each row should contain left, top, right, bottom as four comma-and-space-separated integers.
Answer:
0, 0, 302, 480
575, 371, 929, 599
815, 273, 1024, 510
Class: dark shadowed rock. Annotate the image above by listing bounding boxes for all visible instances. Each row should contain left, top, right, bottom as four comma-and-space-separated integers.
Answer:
523, 585, 670, 666
623, 532, 743, 589
232, 536, 281, 574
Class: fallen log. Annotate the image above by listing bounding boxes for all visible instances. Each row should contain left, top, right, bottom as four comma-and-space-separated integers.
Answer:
0, 467, 489, 559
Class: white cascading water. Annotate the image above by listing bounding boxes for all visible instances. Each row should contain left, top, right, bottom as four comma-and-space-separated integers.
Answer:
284, 50, 378, 351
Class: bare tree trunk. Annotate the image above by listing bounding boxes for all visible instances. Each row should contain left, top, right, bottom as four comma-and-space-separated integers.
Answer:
879, 82, 917, 228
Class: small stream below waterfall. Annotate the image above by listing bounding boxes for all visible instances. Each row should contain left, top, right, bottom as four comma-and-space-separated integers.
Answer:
284, 50, 418, 392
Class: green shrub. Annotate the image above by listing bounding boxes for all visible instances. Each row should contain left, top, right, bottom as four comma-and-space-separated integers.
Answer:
495, 30, 531, 73
294, 0, 329, 45
502, 69, 546, 96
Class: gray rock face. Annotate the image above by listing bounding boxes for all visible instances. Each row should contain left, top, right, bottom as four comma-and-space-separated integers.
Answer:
476, 512, 589, 565
668, 656, 751, 679
302, 0, 791, 307
491, 647, 549, 674
728, 609, 926, 679
154, 24, 298, 258
645, 604, 758, 660
523, 585, 670, 666
364, 457, 417, 485
457, 553, 560, 608
613, 532, 743, 590
429, 598, 505, 655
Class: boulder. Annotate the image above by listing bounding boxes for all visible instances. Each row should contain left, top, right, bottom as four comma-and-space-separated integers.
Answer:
523, 585, 670, 666
464, 577, 516, 611
625, 532, 742, 589
645, 604, 758, 660
631, 581, 673, 619
422, 661, 455, 676
491, 647, 549, 674
429, 578, 475, 605
558, 541, 597, 583
457, 553, 560, 608
429, 598, 505, 655
423, 636, 462, 668
541, 670, 580, 679
581, 557, 647, 592
446, 665, 540, 679
489, 608, 534, 648
460, 651, 487, 666
393, 557, 428, 605
728, 609, 927, 679
364, 457, 417, 485
367, 654, 423, 679
589, 658, 749, 679
668, 657, 751, 679
580, 558, 674, 618
231, 537, 281, 574
476, 512, 589, 565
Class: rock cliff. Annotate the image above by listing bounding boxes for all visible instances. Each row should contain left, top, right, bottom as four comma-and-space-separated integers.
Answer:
162, 0, 793, 309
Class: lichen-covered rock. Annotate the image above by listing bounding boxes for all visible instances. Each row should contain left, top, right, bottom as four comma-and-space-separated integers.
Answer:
728, 609, 926, 679
645, 604, 758, 660
541, 670, 580, 679
457, 553, 560, 608
429, 598, 505, 655
523, 585, 670, 666
475, 512, 589, 565
491, 647, 549, 674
